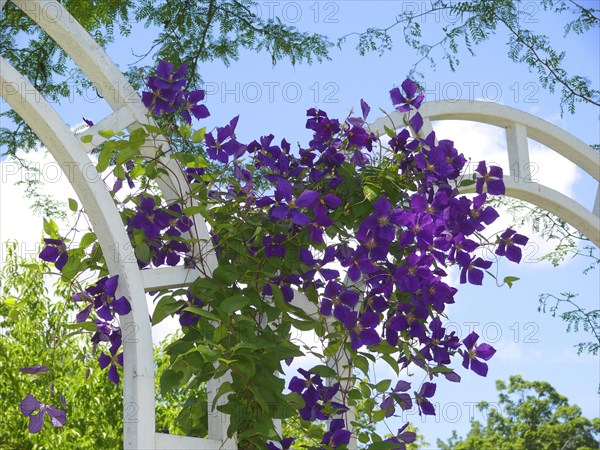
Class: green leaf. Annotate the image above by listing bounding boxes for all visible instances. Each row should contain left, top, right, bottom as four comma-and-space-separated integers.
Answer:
68, 198, 78, 212
160, 369, 183, 395
98, 129, 114, 139
192, 127, 206, 143
354, 355, 370, 376
309, 365, 337, 377
79, 232, 97, 249
116, 147, 140, 165
383, 125, 397, 138
152, 296, 183, 326
213, 381, 233, 406
134, 242, 150, 263
43, 218, 59, 236
184, 306, 219, 321
375, 379, 391, 392
81, 135, 93, 143
232, 358, 256, 380
363, 185, 379, 201
503, 276, 520, 288
97, 141, 115, 173
213, 325, 228, 342
178, 124, 191, 139
459, 178, 476, 187
220, 294, 249, 314
213, 264, 239, 286
368, 441, 399, 450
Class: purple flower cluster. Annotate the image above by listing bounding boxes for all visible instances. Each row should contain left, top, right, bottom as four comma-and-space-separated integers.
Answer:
289, 369, 351, 448
72, 275, 130, 384
142, 61, 209, 124
127, 195, 194, 268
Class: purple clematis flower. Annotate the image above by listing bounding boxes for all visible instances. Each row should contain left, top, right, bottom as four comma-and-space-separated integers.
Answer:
321, 419, 351, 449
347, 310, 381, 350
263, 234, 286, 258
475, 161, 505, 195
295, 189, 341, 221
181, 90, 210, 124
495, 228, 529, 263
98, 342, 124, 385
205, 117, 245, 163
268, 179, 311, 226
19, 365, 50, 374
177, 289, 205, 326
384, 422, 417, 449
153, 239, 189, 267
19, 395, 66, 433
415, 382, 436, 416
165, 203, 193, 237
457, 253, 492, 285
339, 245, 377, 282
459, 331, 496, 377
94, 275, 132, 321
320, 280, 359, 322
131, 196, 170, 240
267, 437, 294, 450
390, 78, 425, 112
357, 196, 400, 244
39, 238, 68, 271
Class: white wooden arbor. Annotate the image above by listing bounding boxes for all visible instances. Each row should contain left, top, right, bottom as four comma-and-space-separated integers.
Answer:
1, 1, 598, 449
371, 103, 600, 248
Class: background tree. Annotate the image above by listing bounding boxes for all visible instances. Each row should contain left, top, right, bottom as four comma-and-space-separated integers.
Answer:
436, 375, 600, 450
2, 0, 598, 156
0, 241, 192, 447
340, 0, 599, 115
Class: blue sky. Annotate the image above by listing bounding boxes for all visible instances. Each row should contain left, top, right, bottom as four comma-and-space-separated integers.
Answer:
2, 1, 599, 446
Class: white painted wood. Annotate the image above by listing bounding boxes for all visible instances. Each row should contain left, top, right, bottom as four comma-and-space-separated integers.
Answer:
370, 100, 600, 246
4, 1, 598, 446
6, 1, 220, 447
1, 57, 156, 449
141, 267, 199, 291
370, 101, 599, 181
77, 106, 137, 153
155, 434, 228, 450
505, 122, 531, 181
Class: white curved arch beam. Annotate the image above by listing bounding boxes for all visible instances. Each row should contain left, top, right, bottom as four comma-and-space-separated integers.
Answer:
370, 101, 599, 181
460, 180, 600, 247
0, 57, 156, 449
12, 0, 218, 274
370, 100, 600, 246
